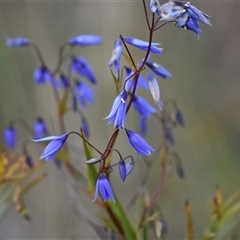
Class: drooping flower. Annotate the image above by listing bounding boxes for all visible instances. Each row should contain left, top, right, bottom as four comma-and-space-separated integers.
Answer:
133, 95, 156, 135
133, 95, 156, 119
69, 35, 102, 46
32, 133, 69, 161
75, 81, 94, 110
33, 66, 52, 85
71, 56, 97, 84
108, 39, 123, 74
104, 90, 128, 129
93, 173, 115, 202
6, 37, 30, 47
125, 129, 154, 157
179, 1, 211, 26
175, 109, 185, 127
183, 18, 202, 37
146, 61, 172, 79
119, 159, 127, 182
34, 117, 48, 139
4, 126, 16, 149
124, 37, 163, 55
158, 1, 210, 36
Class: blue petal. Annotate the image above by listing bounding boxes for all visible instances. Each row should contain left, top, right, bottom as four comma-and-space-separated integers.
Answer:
146, 62, 172, 79
72, 56, 97, 84
4, 126, 16, 149
32, 134, 68, 143
105, 91, 127, 128
108, 39, 123, 74
119, 159, 127, 182
6, 37, 29, 47
39, 134, 68, 160
125, 129, 154, 156
133, 96, 156, 118
124, 37, 163, 55
34, 117, 48, 139
93, 174, 115, 202
75, 81, 94, 110
69, 35, 102, 46
33, 66, 52, 85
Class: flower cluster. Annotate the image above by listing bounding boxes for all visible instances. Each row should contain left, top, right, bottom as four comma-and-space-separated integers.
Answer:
151, 0, 211, 37
3, 4, 211, 236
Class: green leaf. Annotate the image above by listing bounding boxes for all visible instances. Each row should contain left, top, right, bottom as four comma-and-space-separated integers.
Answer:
100, 216, 119, 232
107, 196, 136, 239
142, 212, 160, 225
222, 191, 240, 213
58, 90, 69, 116
142, 224, 148, 240
110, 68, 120, 94
81, 132, 98, 192
122, 52, 136, 69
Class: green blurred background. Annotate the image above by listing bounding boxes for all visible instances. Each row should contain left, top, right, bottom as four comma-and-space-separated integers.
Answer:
0, 1, 240, 239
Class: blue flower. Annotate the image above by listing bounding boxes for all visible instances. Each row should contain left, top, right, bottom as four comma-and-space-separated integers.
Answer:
4, 126, 16, 149
108, 39, 123, 74
33, 66, 52, 85
93, 173, 115, 202
133, 95, 156, 118
104, 90, 128, 129
69, 35, 102, 46
34, 117, 48, 139
146, 62, 172, 79
124, 37, 163, 55
133, 96, 156, 135
125, 129, 154, 156
71, 56, 97, 84
159, 1, 211, 32
6, 37, 29, 47
32, 134, 69, 161
124, 66, 148, 92
182, 2, 211, 26
119, 159, 127, 182
175, 109, 184, 127
184, 18, 202, 37
75, 81, 94, 110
